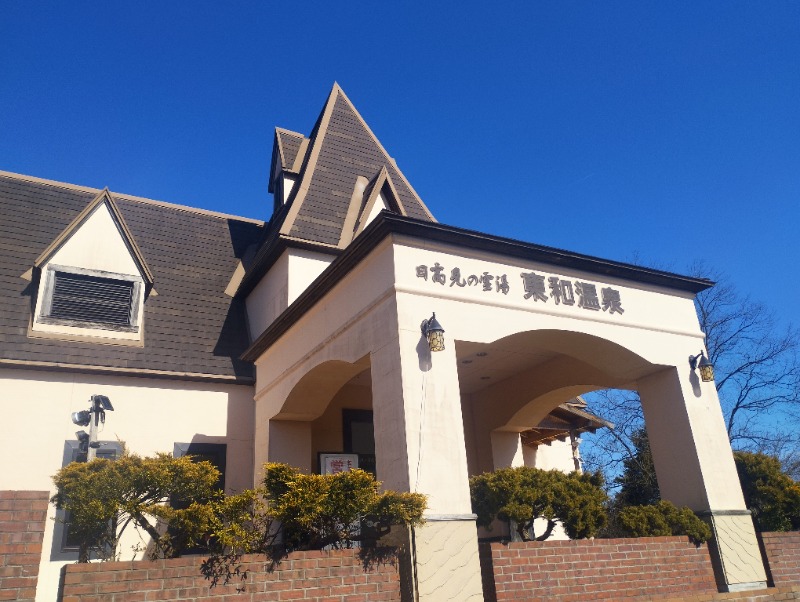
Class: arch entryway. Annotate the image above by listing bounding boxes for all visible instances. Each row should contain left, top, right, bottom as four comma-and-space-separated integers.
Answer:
247, 226, 769, 599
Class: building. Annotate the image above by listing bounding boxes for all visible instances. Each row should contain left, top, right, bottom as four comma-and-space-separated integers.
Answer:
0, 84, 768, 601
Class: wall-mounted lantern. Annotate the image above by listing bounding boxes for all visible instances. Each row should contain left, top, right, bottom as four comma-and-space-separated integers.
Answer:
689, 351, 715, 382
421, 313, 445, 352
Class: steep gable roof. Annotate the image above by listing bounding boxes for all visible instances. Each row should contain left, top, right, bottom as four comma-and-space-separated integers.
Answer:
277, 84, 435, 248
0, 171, 263, 381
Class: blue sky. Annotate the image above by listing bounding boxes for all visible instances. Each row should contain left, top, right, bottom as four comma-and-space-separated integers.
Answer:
2, 2, 799, 327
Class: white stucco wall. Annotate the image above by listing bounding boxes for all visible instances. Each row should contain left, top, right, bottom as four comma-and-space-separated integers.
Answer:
245, 248, 335, 340
286, 248, 336, 302
282, 174, 297, 204
246, 251, 290, 339
41, 203, 141, 277
0, 368, 254, 602
530, 439, 577, 472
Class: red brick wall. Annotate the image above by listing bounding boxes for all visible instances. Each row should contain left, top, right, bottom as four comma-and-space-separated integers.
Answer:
61, 548, 400, 601
762, 531, 800, 586
0, 490, 50, 602
480, 536, 718, 601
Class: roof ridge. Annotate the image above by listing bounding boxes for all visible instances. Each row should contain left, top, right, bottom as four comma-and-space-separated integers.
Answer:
275, 127, 305, 138
331, 86, 435, 222
334, 84, 436, 222
277, 84, 341, 238
0, 170, 265, 225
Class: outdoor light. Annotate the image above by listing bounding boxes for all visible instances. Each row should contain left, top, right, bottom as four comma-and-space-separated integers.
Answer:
689, 351, 715, 382
76, 430, 90, 454
70, 394, 114, 461
421, 313, 445, 352
71, 410, 91, 427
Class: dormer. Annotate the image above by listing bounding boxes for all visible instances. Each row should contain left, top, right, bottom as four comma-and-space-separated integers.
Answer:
344, 166, 408, 243
28, 188, 154, 343
268, 128, 309, 214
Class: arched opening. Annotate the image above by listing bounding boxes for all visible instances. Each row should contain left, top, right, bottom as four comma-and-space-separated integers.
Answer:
268, 356, 377, 475
455, 329, 661, 477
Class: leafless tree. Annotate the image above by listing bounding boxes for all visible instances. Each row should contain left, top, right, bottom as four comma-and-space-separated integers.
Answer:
582, 266, 800, 488
695, 267, 800, 447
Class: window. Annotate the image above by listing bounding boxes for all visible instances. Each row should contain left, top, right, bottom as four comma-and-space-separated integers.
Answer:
38, 265, 142, 333
173, 443, 227, 555
173, 442, 227, 491
58, 440, 123, 553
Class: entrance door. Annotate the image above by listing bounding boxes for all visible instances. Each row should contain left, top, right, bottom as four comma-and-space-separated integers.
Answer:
343, 409, 376, 475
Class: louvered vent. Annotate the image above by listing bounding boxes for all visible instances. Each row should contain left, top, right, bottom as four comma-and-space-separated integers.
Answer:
49, 272, 134, 326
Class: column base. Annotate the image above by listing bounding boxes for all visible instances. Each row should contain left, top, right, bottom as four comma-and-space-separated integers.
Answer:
700, 510, 768, 592
413, 515, 483, 601
725, 581, 769, 593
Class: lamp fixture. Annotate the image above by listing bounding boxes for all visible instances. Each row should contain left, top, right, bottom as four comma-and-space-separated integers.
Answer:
70, 394, 114, 461
421, 313, 445, 352
689, 351, 715, 382
71, 410, 91, 427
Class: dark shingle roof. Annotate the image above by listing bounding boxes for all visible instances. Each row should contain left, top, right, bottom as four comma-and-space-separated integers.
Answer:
277, 84, 435, 247
0, 172, 263, 381
276, 129, 307, 173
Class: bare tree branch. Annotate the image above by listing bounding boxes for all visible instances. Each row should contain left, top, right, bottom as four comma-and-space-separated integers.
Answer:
583, 262, 800, 489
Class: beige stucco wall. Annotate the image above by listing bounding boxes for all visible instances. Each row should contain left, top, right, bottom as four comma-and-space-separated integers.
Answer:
0, 368, 254, 602
250, 233, 764, 591
251, 234, 715, 502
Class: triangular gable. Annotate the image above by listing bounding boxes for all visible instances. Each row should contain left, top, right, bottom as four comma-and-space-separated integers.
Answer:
342, 167, 408, 244
278, 83, 436, 249
33, 188, 155, 291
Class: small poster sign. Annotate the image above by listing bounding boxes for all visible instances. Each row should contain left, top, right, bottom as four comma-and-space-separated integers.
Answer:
319, 453, 359, 475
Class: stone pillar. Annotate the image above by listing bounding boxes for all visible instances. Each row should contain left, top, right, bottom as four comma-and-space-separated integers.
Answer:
490, 431, 525, 469
268, 420, 313, 472
371, 329, 483, 601
638, 365, 767, 592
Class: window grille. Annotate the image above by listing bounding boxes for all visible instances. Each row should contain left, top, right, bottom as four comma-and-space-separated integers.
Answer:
49, 272, 134, 326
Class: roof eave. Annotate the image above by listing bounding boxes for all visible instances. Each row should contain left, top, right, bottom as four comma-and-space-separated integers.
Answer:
241, 213, 713, 362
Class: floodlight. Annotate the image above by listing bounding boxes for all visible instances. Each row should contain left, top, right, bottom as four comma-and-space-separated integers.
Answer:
71, 410, 91, 426
76, 430, 90, 455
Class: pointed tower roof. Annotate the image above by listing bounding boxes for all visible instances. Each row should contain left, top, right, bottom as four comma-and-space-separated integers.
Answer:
277, 84, 435, 247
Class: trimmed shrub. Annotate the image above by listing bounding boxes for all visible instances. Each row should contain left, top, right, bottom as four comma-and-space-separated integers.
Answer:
470, 467, 607, 541
617, 500, 711, 544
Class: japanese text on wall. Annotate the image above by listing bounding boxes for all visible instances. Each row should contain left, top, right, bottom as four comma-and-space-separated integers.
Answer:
415, 262, 624, 315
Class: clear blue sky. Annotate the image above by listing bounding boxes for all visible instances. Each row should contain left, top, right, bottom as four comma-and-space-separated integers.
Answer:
2, 2, 798, 327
